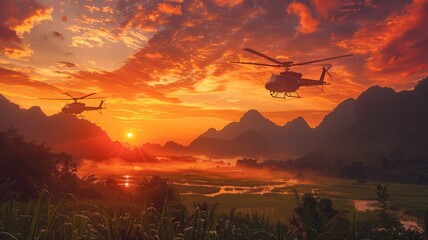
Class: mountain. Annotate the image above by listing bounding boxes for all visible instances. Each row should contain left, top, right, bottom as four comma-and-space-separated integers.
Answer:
188, 130, 269, 157
197, 109, 312, 155
200, 109, 278, 140
0, 95, 152, 162
184, 77, 428, 158
311, 98, 356, 150
338, 80, 428, 157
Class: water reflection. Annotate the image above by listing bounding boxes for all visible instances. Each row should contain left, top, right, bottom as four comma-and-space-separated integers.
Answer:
353, 200, 380, 211
116, 175, 134, 188
172, 179, 294, 196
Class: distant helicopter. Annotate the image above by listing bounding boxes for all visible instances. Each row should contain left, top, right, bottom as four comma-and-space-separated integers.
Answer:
40, 93, 106, 116
233, 48, 353, 98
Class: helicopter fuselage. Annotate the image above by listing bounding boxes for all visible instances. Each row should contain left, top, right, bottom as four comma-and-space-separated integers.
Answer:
62, 102, 86, 115
62, 101, 105, 115
264, 68, 330, 96
265, 71, 302, 92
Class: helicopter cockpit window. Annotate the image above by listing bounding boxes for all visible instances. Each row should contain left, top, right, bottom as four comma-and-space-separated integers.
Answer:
269, 74, 278, 82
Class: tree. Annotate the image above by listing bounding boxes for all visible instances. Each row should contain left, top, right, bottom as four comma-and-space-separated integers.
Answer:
374, 183, 390, 210
136, 176, 180, 208
290, 191, 350, 240
0, 129, 77, 199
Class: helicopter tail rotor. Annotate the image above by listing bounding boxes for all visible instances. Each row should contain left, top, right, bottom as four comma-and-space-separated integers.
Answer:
97, 100, 106, 114
325, 64, 333, 78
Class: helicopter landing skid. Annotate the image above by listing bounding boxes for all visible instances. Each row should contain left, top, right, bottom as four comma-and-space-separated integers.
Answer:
270, 91, 301, 99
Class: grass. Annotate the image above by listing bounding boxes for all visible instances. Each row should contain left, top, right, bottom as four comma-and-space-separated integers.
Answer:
0, 191, 293, 240
1, 185, 426, 239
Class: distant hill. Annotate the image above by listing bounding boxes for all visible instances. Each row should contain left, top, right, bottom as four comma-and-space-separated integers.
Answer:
193, 109, 312, 156
0, 95, 152, 162
150, 77, 428, 158
338, 80, 428, 157
188, 130, 269, 157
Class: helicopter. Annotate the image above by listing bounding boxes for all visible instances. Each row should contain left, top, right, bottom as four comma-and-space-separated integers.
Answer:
40, 92, 106, 116
233, 48, 353, 98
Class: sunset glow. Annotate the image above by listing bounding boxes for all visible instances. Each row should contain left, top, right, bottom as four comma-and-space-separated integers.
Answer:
1, 1, 428, 238
0, 0, 427, 145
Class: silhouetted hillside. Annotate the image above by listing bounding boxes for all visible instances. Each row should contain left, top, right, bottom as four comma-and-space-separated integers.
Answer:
339, 80, 428, 157
197, 109, 312, 156
0, 95, 151, 162
188, 130, 269, 157
200, 109, 278, 140
181, 77, 428, 158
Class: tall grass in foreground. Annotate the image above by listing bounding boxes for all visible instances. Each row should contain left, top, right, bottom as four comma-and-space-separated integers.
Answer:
0, 190, 290, 240
0, 190, 426, 240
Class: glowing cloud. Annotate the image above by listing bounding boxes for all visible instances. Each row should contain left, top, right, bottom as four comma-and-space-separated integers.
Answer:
10, 7, 53, 38
158, 3, 182, 15
337, 0, 428, 85
213, 0, 244, 7
311, 0, 342, 19
286, 1, 319, 34
3, 47, 34, 60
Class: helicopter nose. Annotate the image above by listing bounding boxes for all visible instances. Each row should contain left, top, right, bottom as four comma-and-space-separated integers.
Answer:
265, 81, 271, 90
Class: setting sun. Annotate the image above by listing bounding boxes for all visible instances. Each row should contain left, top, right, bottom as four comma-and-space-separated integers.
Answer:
127, 132, 133, 138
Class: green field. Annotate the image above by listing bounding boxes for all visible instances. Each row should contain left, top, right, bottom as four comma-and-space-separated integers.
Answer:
125, 169, 428, 222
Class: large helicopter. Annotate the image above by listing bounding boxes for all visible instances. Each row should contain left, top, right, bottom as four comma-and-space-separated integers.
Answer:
40, 93, 106, 116
233, 48, 353, 98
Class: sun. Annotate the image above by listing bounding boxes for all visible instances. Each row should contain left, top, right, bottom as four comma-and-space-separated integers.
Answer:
127, 132, 133, 138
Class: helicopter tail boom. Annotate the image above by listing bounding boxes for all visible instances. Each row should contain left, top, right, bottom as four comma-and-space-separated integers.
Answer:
299, 66, 332, 87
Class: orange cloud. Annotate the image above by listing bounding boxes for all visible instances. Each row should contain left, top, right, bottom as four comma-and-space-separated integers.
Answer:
11, 7, 53, 38
311, 0, 342, 19
0, 1, 52, 58
213, 0, 244, 7
337, 0, 428, 86
55, 61, 77, 68
2, 46, 33, 60
102, 6, 114, 14
158, 3, 182, 15
0, 67, 61, 93
84, 5, 100, 13
286, 1, 319, 34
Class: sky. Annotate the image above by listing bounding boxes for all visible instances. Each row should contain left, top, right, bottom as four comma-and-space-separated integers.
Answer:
0, 0, 427, 145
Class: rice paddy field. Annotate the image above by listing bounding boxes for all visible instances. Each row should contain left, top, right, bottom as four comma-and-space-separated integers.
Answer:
113, 167, 428, 224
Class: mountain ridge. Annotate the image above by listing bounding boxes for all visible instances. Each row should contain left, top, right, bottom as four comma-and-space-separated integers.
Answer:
0, 96, 152, 162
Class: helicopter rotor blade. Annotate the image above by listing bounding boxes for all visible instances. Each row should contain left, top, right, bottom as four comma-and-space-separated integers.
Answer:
63, 92, 75, 99
291, 54, 353, 66
80, 97, 105, 99
231, 61, 282, 67
39, 98, 74, 100
242, 48, 283, 65
77, 93, 97, 99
